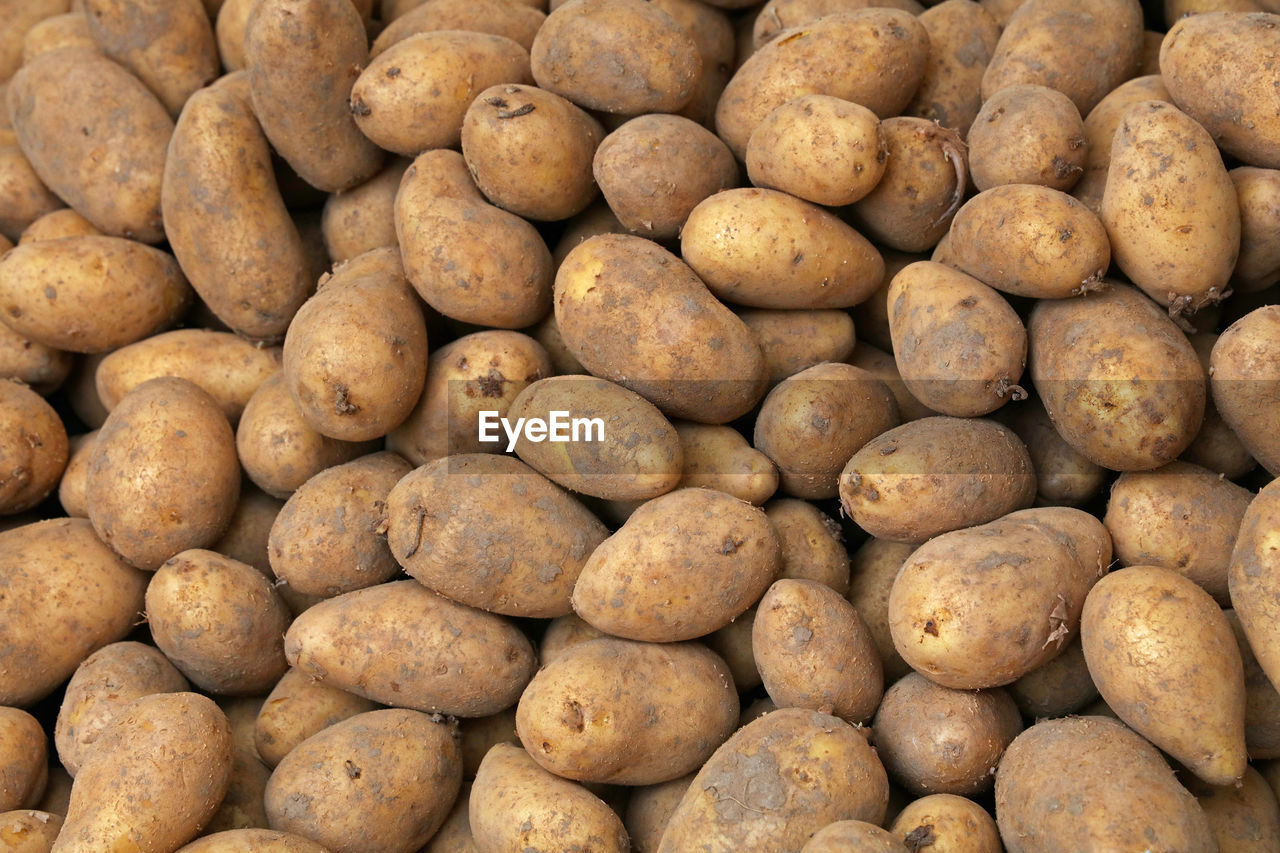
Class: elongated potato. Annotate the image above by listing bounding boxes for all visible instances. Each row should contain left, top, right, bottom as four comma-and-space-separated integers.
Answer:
907, 0, 1001, 138
0, 708, 46, 811
847, 538, 915, 683
320, 159, 408, 265
1211, 305, 1280, 476
739, 309, 856, 386
1231, 166, 1280, 293
370, 0, 546, 55
0, 380, 67, 515
1072, 73, 1170, 212
678, 422, 778, 505
7, 47, 172, 242
254, 668, 378, 769
0, 143, 63, 242
1226, 611, 1280, 761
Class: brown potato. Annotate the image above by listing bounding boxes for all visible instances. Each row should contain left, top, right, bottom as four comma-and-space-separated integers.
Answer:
87, 377, 240, 570
1007, 636, 1098, 719
0, 144, 63, 243
1082, 565, 1247, 785
1229, 479, 1280, 714
1211, 305, 1280, 476
847, 537, 915, 683
739, 309, 856, 387
653, 0, 734, 127
839, 417, 1035, 544
7, 47, 172, 242
203, 695, 269, 835
17, 209, 99, 244
754, 362, 900, 499
0, 0, 70, 82
1193, 766, 1280, 853
676, 422, 778, 505
848, 342, 937, 422
1072, 73, 1170, 213
177, 829, 330, 852
458, 712, 519, 780
57, 431, 95, 518
1228, 611, 1280, 761
539, 613, 611, 667
1008, 402, 1106, 506
210, 484, 283, 576
968, 85, 1086, 191
0, 380, 67, 514
0, 235, 190, 353
1231, 166, 1280, 293
752, 0, 925, 45
704, 608, 760, 692
371, 0, 546, 55
254, 668, 378, 769
285, 580, 536, 717
320, 159, 408, 265
214, 0, 253, 71
0, 809, 63, 853
625, 774, 695, 853
0, 708, 46, 811
802, 821, 907, 853
461, 83, 603, 221
907, 0, 1001, 138
889, 794, 1001, 853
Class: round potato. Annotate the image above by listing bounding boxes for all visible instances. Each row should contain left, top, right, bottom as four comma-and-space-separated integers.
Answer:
176, 829, 331, 852
676, 422, 778, 505
0, 143, 63, 244
320, 159, 408, 265
888, 794, 1002, 853
0, 707, 46, 811
739, 309, 856, 386
0, 379, 67, 515
254, 668, 378, 769
0, 809, 63, 853
907, 0, 1001, 138
17, 209, 99, 245
1007, 637, 1098, 719
802, 821, 907, 853
1008, 402, 1107, 506
968, 84, 1086, 191
1211, 305, 1280, 476
371, 0, 546, 55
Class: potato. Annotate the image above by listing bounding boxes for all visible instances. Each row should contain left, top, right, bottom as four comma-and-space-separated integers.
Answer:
658, 708, 889, 851
387, 454, 608, 617
1006, 637, 1098, 719
0, 0, 69, 83
1104, 461, 1253, 605
0, 708, 46, 811
752, 0, 926, 45
516, 638, 737, 785
0, 235, 190, 353
981, 0, 1143, 115
531, 0, 701, 115
205, 696, 270, 835
7, 47, 171, 242
507, 375, 683, 501
1227, 612, 1280, 760
745, 95, 886, 206
146, 550, 291, 695
1230, 166, 1280, 293
470, 744, 629, 853
320, 159, 408, 265
87, 377, 239, 570
284, 580, 536, 717
95, 330, 281, 424
848, 117, 967, 252
1161, 12, 1280, 170
739, 309, 856, 386
754, 362, 899, 499
0, 144, 63, 243
82, 0, 219, 116
651, 0, 733, 127
371, 0, 546, 55
704, 608, 760, 692
626, 774, 695, 853
351, 32, 531, 156
162, 73, 312, 342
1101, 100, 1239, 315
56, 693, 232, 853
1211, 305, 1280, 476
254, 669, 377, 770
555, 234, 767, 423
996, 716, 1215, 852
715, 10, 930, 159
0, 380, 67, 515
888, 794, 1002, 853
907, 0, 1001, 138
801, 821, 906, 853
1082, 565, 1246, 785
54, 641, 189, 777
753, 579, 882, 723
1029, 283, 1206, 471
457, 711, 519, 779
946, 185, 1111, 301
539, 614, 610, 668
1072, 73, 1170, 213
873, 674, 1021, 796
1007, 402, 1106, 506
847, 538, 914, 683
676, 422, 778, 505
244, 0, 384, 192
848, 342, 937, 423
1188, 765, 1280, 852
572, 487, 780, 642
264, 709, 460, 853
56, 431, 95, 519
177, 829, 330, 852
593, 114, 737, 240
17, 209, 98, 244
237, 372, 378, 499
0, 810, 63, 853
682, 188, 883, 310
282, 248, 429, 442
968, 85, 1086, 191
214, 0, 253, 71
839, 417, 1035, 544
1229, 479, 1280, 709
36, 766, 70, 819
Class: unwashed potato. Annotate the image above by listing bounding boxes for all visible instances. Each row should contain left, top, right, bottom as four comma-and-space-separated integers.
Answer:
714, 10, 930, 159
284, 580, 536, 717
95, 329, 281, 424
753, 362, 899, 499
1229, 479, 1280, 711
7, 46, 172, 242
0, 143, 63, 243
1184, 765, 1280, 853
207, 483, 284, 576
214, 0, 253, 71
838, 416, 1035, 544
847, 537, 915, 683
676, 422, 778, 505
264, 709, 461, 853
17, 209, 99, 244
571, 487, 780, 642
704, 608, 760, 692
968, 85, 1086, 192
801, 822, 906, 853
738, 309, 856, 386
1101, 100, 1239, 315
54, 641, 189, 777
530, 0, 702, 115
1231, 166, 1280, 293
753, 579, 883, 723
682, 188, 883, 310
0, 380, 67, 514
0, 708, 46, 810
539, 614, 610, 668
1007, 637, 1098, 719
351, 31, 532, 156
625, 774, 695, 853
176, 829, 330, 852
458, 712, 519, 779
57, 431, 96, 518
554, 234, 767, 423
1082, 565, 1247, 786
254, 668, 378, 769
0, 0, 70, 82
888, 794, 1003, 853
1211, 305, 1280, 476
515, 638, 738, 785
0, 518, 148, 707
658, 708, 889, 851
848, 342, 938, 422
370, 0, 547, 55
1008, 402, 1107, 506
245, 0, 384, 192
1227, 611, 1280, 761
86, 377, 240, 570
320, 159, 408, 265
0, 809, 63, 853
1029, 283, 1206, 472
1072, 73, 1170, 213
907, 0, 1001, 138
873, 674, 1021, 796
651, 0, 735, 128
56, 693, 232, 853
995, 716, 1215, 853
205, 695, 270, 835
0, 235, 190, 353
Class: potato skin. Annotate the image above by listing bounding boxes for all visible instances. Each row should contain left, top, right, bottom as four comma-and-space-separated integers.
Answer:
516, 638, 738, 785
739, 309, 856, 387
284, 580, 536, 717
1008, 402, 1106, 507
658, 708, 889, 851
676, 422, 778, 505
571, 487, 780, 642
370, 0, 546, 54
0, 143, 63, 243
0, 708, 46, 811
0, 380, 67, 514
1211, 305, 1280, 476
264, 709, 461, 853
907, 0, 1001, 138
55, 692, 233, 853
253, 667, 378, 769
968, 85, 1086, 191
7, 47, 172, 242
995, 716, 1215, 852
386, 454, 608, 618
1029, 283, 1205, 471
888, 794, 1002, 853
0, 809, 63, 853
321, 159, 408, 265
0, 235, 191, 353
245, 0, 383, 192
176, 829, 331, 852
1007, 637, 1098, 719
1231, 166, 1280, 293
87, 377, 240, 570
625, 774, 695, 853
847, 538, 915, 683
1229, 479, 1280, 713
839, 417, 1035, 544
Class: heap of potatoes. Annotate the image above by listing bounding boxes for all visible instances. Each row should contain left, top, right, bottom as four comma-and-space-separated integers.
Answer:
3, 0, 1280, 850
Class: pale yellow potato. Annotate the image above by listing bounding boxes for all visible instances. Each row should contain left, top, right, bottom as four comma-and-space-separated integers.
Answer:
1231, 166, 1280, 293
653, 0, 734, 127
888, 794, 1002, 853
370, 0, 546, 55
704, 608, 760, 692
214, 0, 253, 71
968, 84, 1086, 191
57, 431, 95, 519
801, 821, 907, 853
0, 810, 63, 853
676, 422, 777, 505
907, 0, 1001, 138
17, 209, 99, 244
848, 342, 938, 422
1190, 765, 1280, 853
1226, 611, 1280, 761
1211, 305, 1280, 476
0, 708, 46, 810
847, 537, 914, 683
176, 829, 330, 852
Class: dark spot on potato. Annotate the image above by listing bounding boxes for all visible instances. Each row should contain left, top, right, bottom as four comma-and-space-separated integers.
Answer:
386, 67, 400, 78
477, 369, 506, 397
496, 103, 535, 119
334, 385, 358, 415
904, 823, 936, 852
349, 97, 371, 117
344, 759, 361, 779
924, 620, 939, 637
